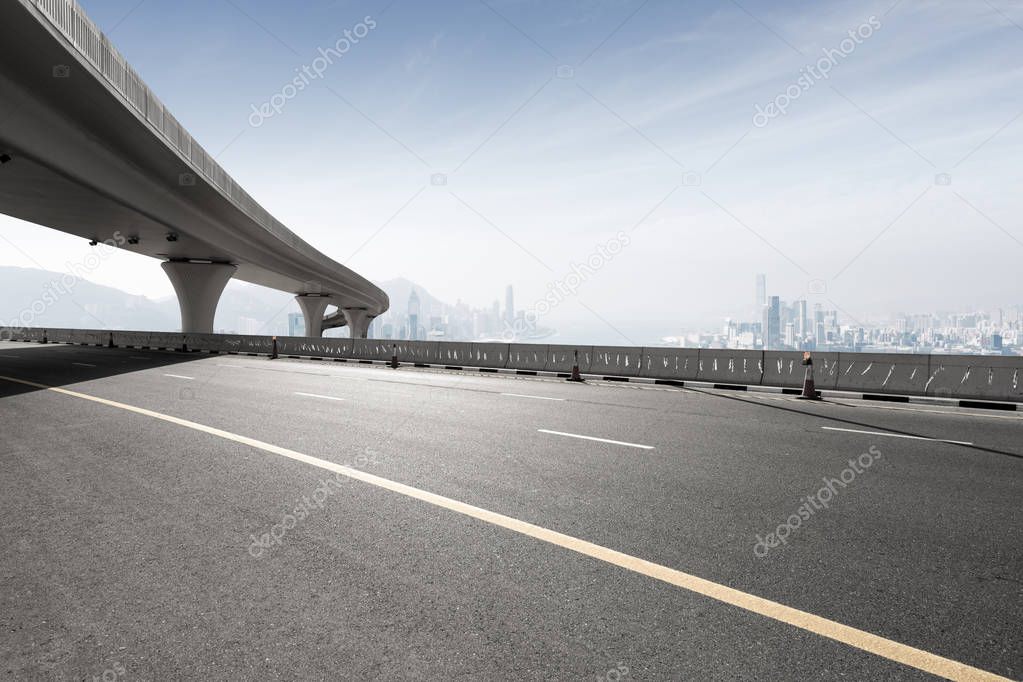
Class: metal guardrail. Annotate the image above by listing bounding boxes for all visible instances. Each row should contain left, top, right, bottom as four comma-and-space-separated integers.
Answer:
3, 326, 1022, 403
31, 0, 277, 234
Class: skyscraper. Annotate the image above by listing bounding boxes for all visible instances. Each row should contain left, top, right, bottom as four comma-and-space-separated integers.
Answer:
763, 295, 781, 350
796, 299, 808, 337
504, 285, 514, 325
408, 288, 421, 341
287, 312, 305, 337
755, 274, 766, 309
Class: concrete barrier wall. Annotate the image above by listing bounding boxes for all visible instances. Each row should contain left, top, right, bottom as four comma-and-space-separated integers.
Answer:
763, 351, 841, 390
184, 333, 227, 351
546, 345, 594, 373
76, 330, 110, 345
277, 337, 345, 358
53, 328, 86, 344
508, 344, 548, 371
113, 330, 153, 347
216, 334, 274, 354
381, 340, 439, 364
357, 340, 394, 361
836, 352, 930, 395
925, 355, 1023, 402
436, 342, 472, 366
42, 328, 69, 343
589, 346, 644, 377
3, 327, 1022, 401
465, 343, 510, 368
414, 341, 442, 364
146, 332, 184, 349
358, 340, 393, 361
641, 347, 701, 381
697, 350, 764, 385
2, 326, 40, 341
38, 327, 66, 342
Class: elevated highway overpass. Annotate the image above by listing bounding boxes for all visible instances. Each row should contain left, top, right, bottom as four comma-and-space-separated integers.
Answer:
0, 0, 387, 336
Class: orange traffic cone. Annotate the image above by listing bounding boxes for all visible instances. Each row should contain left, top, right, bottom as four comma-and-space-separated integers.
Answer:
567, 349, 584, 383
270, 336, 279, 359
799, 351, 820, 400
390, 344, 399, 369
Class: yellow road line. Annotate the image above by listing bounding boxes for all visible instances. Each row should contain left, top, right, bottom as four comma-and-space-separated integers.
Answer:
0, 373, 1010, 682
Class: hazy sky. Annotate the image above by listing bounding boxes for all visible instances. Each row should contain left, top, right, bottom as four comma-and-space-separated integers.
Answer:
2, 0, 1021, 340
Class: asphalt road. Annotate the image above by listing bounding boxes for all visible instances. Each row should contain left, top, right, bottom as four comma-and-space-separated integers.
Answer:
0, 340, 1020, 681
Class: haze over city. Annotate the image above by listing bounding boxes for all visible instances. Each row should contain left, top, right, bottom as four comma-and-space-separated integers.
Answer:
2, 0, 1021, 343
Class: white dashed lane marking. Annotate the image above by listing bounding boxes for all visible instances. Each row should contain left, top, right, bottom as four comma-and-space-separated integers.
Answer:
501, 393, 565, 401
537, 429, 654, 450
294, 392, 346, 402
821, 426, 973, 445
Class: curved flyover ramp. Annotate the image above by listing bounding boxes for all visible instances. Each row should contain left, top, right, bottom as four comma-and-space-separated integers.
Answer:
0, 0, 388, 336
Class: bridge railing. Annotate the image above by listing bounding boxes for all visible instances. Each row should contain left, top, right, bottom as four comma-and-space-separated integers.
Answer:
30, 0, 280, 237
3, 326, 1021, 403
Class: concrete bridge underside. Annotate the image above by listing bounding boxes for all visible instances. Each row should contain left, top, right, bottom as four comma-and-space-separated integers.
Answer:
0, 0, 386, 337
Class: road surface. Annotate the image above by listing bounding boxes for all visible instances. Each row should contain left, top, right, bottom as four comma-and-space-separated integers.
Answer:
0, 340, 1020, 680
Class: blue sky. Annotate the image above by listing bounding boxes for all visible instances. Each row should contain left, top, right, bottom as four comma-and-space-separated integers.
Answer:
3, 0, 1022, 339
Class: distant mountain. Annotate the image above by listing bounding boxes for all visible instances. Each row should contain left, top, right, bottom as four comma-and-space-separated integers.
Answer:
210, 282, 294, 334
374, 277, 450, 316
0, 266, 447, 333
0, 266, 176, 330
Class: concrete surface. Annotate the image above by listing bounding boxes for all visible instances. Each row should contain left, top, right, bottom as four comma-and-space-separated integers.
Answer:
0, 340, 1020, 680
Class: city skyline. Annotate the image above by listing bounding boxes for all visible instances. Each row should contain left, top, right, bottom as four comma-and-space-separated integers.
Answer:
1, 263, 1017, 354
700, 273, 1020, 356
370, 281, 555, 343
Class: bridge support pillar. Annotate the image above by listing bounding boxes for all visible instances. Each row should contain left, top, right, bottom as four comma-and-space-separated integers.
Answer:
342, 308, 371, 339
161, 261, 235, 333
296, 295, 330, 337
